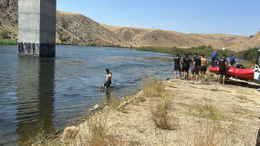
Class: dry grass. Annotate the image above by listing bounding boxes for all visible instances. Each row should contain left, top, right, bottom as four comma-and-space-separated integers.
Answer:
178, 96, 256, 146
191, 120, 220, 146
141, 76, 165, 97
142, 76, 177, 130
178, 114, 255, 146
151, 94, 176, 130
238, 61, 255, 68
198, 98, 219, 120
131, 95, 146, 105
86, 113, 119, 146
109, 95, 128, 112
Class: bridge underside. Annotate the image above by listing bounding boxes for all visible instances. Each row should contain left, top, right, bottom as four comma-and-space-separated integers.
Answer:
18, 0, 56, 57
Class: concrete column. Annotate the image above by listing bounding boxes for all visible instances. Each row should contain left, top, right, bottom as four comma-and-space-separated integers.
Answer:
18, 0, 56, 57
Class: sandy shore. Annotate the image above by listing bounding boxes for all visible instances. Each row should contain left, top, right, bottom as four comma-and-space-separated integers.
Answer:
63, 76, 260, 145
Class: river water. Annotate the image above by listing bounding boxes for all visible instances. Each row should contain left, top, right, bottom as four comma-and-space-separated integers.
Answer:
0, 45, 174, 144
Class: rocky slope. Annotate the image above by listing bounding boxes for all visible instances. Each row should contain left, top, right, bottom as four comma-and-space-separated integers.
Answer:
0, 0, 259, 51
0, 0, 18, 39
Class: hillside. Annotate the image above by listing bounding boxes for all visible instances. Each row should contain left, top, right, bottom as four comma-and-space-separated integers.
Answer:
0, 0, 258, 51
0, 0, 18, 39
233, 32, 260, 51
56, 11, 123, 47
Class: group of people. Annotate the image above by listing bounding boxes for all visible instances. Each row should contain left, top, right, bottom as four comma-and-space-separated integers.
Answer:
173, 53, 209, 84
173, 52, 236, 85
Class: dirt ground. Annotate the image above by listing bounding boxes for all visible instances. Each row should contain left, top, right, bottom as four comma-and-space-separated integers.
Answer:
70, 75, 260, 145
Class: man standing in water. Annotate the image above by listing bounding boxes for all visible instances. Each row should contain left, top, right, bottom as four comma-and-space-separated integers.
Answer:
200, 55, 209, 81
173, 53, 181, 79
103, 69, 112, 90
218, 54, 228, 85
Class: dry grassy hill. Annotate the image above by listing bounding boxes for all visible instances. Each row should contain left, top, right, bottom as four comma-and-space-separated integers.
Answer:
56, 11, 123, 47
234, 32, 260, 51
0, 0, 258, 52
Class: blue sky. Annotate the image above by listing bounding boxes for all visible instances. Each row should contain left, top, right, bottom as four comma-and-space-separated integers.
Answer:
57, 0, 260, 36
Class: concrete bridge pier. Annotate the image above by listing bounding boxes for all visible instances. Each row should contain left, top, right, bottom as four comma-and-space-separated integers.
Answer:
18, 0, 56, 57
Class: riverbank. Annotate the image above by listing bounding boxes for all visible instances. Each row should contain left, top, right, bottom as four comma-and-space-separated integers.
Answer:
61, 75, 260, 145
0, 39, 17, 45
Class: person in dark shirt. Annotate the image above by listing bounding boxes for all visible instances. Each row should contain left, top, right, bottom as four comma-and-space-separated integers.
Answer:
217, 54, 228, 84
190, 53, 201, 84
173, 53, 181, 79
181, 54, 192, 80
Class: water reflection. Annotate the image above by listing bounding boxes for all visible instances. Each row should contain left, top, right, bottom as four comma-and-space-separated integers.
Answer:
16, 57, 55, 143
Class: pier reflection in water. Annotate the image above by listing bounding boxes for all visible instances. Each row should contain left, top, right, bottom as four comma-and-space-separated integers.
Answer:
16, 57, 55, 143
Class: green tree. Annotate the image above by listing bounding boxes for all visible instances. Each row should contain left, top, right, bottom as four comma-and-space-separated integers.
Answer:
0, 30, 9, 39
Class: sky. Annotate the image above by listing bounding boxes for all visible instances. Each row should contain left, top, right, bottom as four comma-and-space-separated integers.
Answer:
57, 0, 260, 36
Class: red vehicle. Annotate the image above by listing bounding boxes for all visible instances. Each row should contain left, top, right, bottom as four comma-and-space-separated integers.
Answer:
209, 65, 254, 81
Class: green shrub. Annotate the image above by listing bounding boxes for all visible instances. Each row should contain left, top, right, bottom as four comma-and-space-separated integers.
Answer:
236, 47, 258, 61
59, 37, 67, 42
0, 30, 9, 39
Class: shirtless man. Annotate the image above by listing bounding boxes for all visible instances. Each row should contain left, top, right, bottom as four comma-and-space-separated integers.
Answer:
103, 69, 112, 90
200, 55, 209, 81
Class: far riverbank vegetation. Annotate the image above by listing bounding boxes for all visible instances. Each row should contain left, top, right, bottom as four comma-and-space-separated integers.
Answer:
136, 45, 258, 66
0, 39, 17, 45
137, 45, 234, 58
236, 47, 259, 62
0, 30, 17, 45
